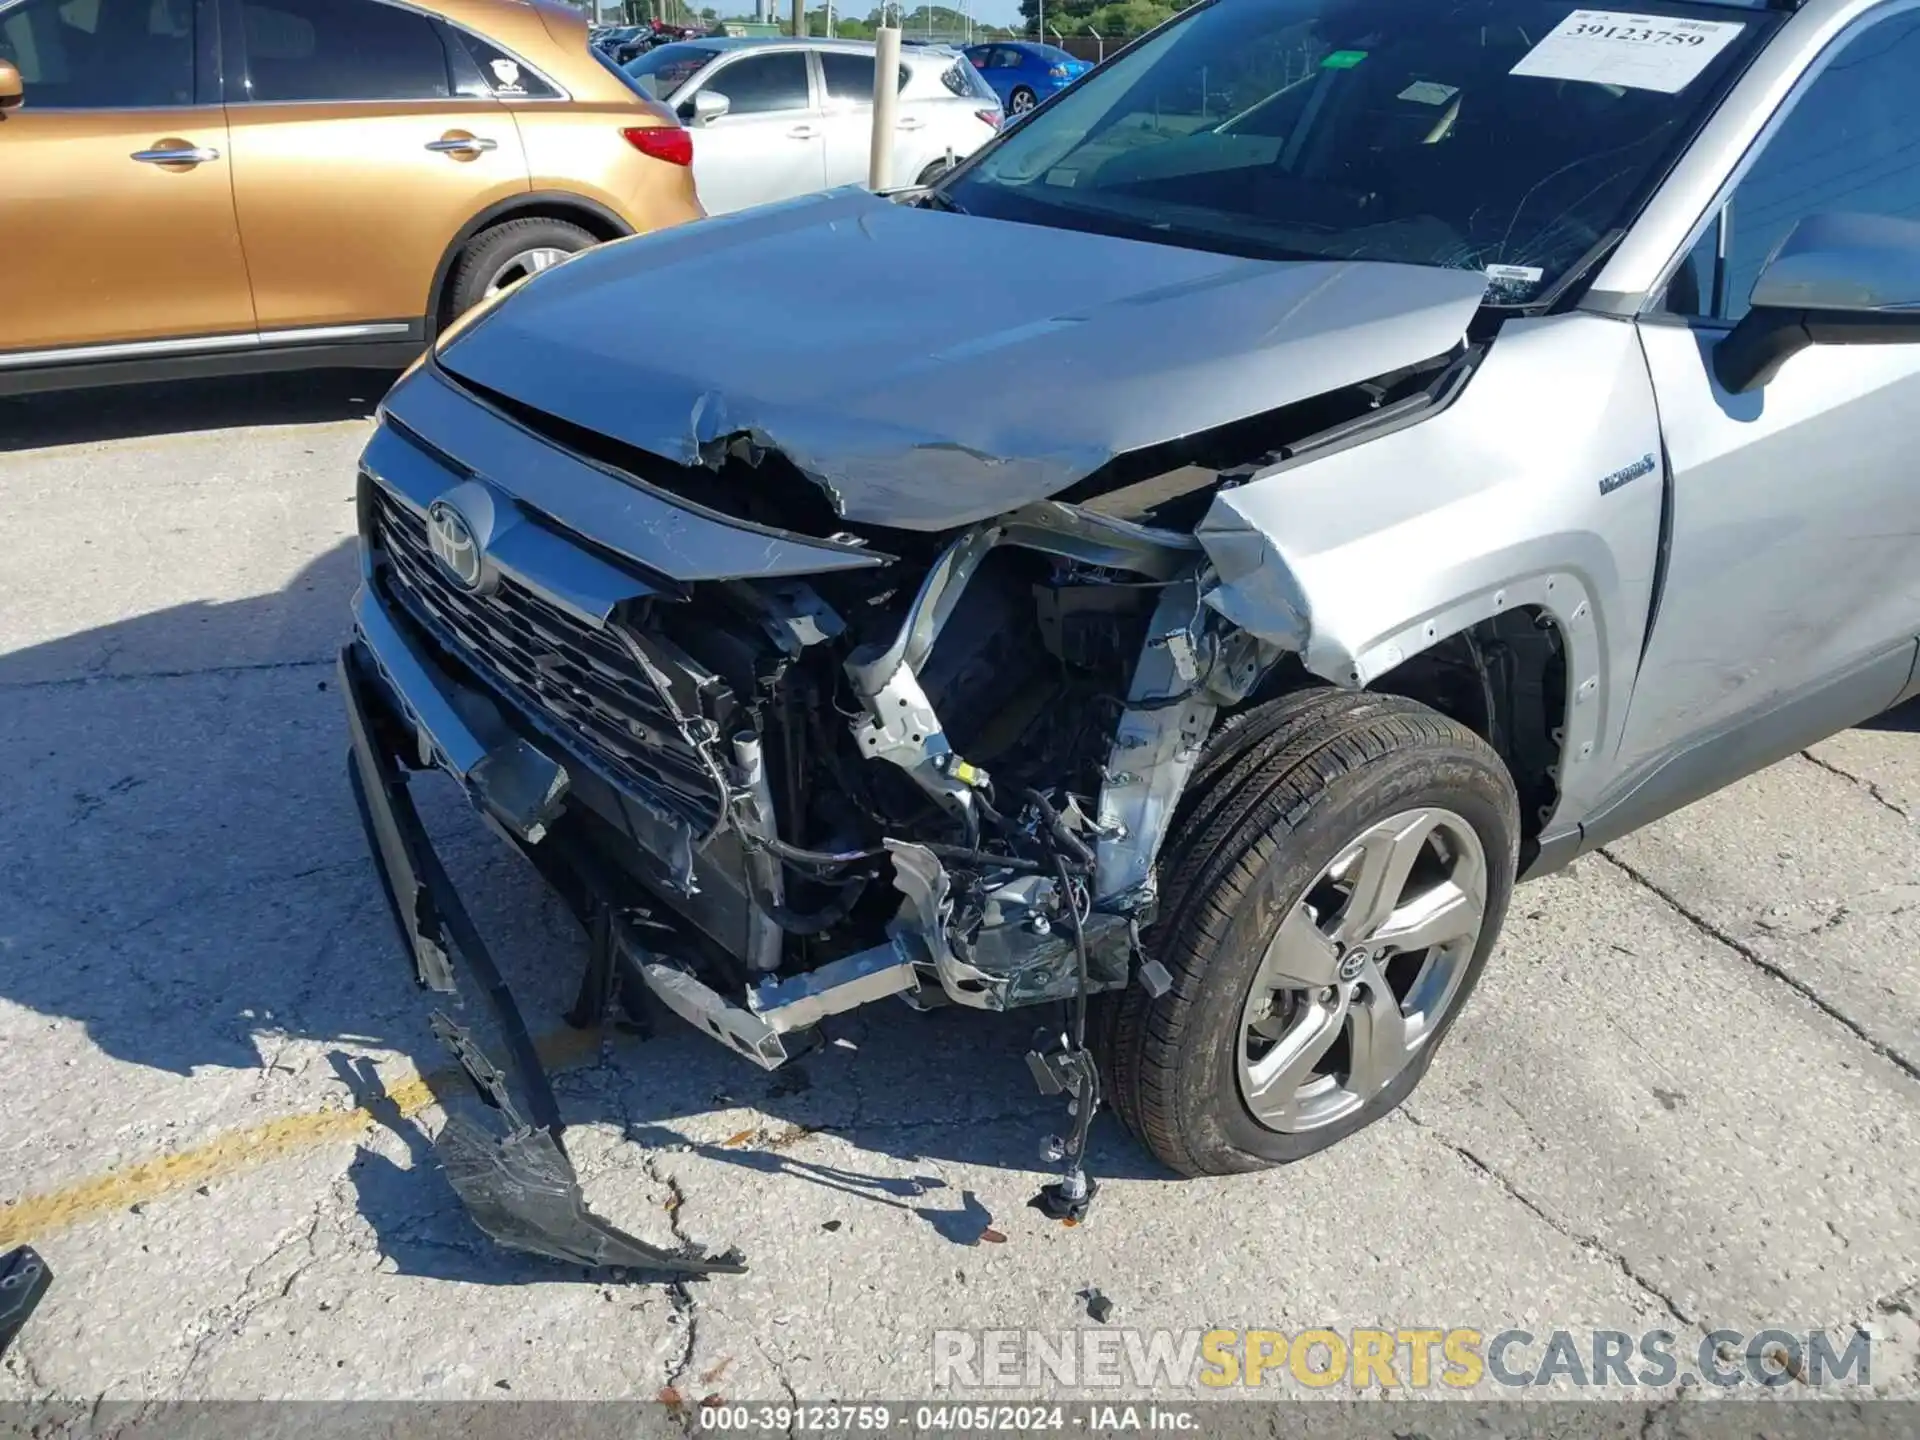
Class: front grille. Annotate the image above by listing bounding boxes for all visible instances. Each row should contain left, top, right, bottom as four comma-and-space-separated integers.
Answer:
370, 483, 727, 834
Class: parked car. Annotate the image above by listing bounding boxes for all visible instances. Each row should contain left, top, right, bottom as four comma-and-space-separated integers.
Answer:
963, 39, 1091, 115
339, 0, 1920, 1272
621, 37, 1001, 213
0, 0, 700, 395
592, 24, 646, 56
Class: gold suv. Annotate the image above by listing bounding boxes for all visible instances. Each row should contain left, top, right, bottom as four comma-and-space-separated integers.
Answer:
0, 0, 701, 394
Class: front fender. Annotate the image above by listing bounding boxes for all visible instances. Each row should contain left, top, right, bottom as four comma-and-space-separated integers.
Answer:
1196, 312, 1666, 828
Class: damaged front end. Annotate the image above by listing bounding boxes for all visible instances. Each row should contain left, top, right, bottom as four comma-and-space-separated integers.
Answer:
340, 205, 1490, 1266
342, 406, 1277, 1254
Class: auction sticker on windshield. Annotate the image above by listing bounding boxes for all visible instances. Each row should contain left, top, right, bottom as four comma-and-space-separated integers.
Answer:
1509, 10, 1744, 93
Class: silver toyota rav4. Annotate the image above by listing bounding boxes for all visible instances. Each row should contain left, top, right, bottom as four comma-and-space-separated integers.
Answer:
341, 0, 1920, 1271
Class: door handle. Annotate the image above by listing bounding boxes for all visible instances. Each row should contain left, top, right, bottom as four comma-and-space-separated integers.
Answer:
425, 135, 499, 156
897, 117, 925, 130
787, 125, 817, 139
131, 145, 219, 165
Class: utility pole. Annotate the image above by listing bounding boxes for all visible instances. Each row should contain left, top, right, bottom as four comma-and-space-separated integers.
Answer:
869, 19, 901, 190
791, 0, 804, 36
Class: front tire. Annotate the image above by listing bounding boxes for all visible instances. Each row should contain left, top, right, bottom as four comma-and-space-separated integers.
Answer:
1096, 689, 1519, 1176
445, 217, 597, 319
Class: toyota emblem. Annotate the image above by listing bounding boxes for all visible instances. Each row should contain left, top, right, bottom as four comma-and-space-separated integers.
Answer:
426, 499, 483, 591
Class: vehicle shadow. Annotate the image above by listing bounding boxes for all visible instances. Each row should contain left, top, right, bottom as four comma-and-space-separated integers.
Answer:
0, 369, 393, 452
1861, 693, 1920, 732
0, 537, 1171, 1289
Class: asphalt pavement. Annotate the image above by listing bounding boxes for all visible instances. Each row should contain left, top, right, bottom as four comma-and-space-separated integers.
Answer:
0, 373, 1916, 1410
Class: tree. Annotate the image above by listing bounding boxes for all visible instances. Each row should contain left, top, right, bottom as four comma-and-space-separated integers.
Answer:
1085, 0, 1173, 35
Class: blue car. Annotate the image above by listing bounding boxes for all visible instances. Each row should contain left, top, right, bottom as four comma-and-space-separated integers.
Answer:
962, 41, 1092, 117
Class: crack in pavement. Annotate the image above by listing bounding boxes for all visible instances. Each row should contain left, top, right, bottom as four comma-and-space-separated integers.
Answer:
1402, 1108, 1699, 1333
1, 656, 336, 694
3, 1334, 54, 1399
1800, 749, 1913, 820
1879, 1279, 1919, 1320
646, 1154, 704, 1419
150, 1186, 345, 1408
1598, 850, 1920, 1086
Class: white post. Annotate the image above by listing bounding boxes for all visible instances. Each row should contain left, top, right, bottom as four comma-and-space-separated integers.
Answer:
869, 22, 902, 191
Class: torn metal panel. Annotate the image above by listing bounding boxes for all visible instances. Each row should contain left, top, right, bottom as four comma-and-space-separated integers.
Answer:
996, 501, 1200, 581
728, 733, 787, 973
434, 187, 1490, 531
745, 941, 921, 1032
886, 839, 997, 1006
1094, 577, 1222, 905
846, 527, 1004, 813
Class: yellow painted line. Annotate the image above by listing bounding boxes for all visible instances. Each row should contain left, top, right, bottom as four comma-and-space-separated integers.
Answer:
0, 1025, 609, 1249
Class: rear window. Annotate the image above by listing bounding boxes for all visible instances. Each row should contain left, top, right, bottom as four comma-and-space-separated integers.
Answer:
940, 56, 995, 100
623, 40, 719, 99
1033, 44, 1076, 64
449, 29, 559, 100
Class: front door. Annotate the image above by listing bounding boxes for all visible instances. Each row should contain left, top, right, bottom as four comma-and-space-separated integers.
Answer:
220, 0, 528, 331
684, 47, 823, 215
1617, 7, 1920, 781
0, 0, 252, 353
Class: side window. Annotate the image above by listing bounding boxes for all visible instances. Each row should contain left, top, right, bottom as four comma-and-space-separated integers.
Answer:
1716, 13, 1920, 323
237, 0, 451, 103
819, 50, 874, 104
449, 29, 559, 101
0, 0, 195, 108
700, 50, 808, 115
819, 50, 905, 105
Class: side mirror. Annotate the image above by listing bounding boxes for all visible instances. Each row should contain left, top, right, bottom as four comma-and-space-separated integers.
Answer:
0, 60, 24, 113
1715, 211, 1920, 393
692, 90, 730, 125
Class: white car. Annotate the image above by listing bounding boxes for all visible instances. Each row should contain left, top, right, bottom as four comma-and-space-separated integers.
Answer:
621, 38, 1003, 215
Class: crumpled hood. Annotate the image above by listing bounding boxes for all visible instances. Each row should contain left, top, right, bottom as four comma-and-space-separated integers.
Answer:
438, 187, 1490, 530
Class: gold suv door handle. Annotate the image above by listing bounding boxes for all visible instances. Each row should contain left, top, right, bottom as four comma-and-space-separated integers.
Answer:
425, 135, 499, 156
131, 145, 220, 165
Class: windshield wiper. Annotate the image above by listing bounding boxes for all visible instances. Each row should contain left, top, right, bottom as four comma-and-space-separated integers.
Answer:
917, 187, 967, 215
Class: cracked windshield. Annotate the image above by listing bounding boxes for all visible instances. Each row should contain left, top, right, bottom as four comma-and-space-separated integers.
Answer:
947, 0, 1772, 302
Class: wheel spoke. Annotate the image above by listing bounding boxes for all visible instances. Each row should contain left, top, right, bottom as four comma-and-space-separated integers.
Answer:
1333, 812, 1437, 944
1258, 904, 1341, 989
1346, 959, 1412, 1099
1373, 879, 1483, 955
1244, 991, 1346, 1126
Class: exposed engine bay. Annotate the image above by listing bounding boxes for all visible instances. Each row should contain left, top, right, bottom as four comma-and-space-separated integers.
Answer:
532, 501, 1288, 1223
622, 512, 1265, 1013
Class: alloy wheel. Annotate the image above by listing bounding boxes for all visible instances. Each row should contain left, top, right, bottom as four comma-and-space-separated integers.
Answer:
483, 246, 571, 299
1236, 807, 1488, 1134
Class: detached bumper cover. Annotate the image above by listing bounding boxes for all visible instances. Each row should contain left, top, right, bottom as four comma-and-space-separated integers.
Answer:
340, 626, 744, 1278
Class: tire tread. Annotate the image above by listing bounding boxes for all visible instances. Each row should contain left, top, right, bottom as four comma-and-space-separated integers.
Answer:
1097, 689, 1514, 1176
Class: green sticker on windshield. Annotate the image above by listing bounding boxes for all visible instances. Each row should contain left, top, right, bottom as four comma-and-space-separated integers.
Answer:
1321, 49, 1367, 69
